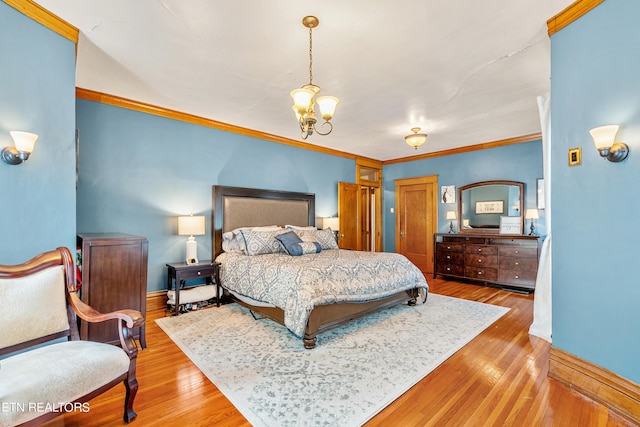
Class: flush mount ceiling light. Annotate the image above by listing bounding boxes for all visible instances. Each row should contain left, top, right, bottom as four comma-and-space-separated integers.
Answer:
291, 16, 339, 140
404, 127, 428, 150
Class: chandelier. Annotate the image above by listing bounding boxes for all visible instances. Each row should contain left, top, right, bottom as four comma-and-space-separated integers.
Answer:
404, 127, 428, 150
291, 16, 339, 140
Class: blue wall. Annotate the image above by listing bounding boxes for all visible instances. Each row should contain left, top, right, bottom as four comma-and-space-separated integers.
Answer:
550, 0, 640, 383
0, 3, 76, 263
76, 100, 356, 292
382, 141, 545, 251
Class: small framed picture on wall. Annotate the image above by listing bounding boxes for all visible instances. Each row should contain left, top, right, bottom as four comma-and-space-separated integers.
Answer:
441, 185, 455, 204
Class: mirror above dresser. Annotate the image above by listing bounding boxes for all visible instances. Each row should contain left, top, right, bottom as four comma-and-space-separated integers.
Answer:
458, 180, 524, 235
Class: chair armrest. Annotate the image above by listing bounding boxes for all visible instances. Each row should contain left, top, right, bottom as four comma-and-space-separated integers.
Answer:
68, 292, 145, 329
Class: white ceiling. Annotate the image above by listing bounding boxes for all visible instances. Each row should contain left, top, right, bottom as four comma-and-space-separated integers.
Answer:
34, 0, 574, 161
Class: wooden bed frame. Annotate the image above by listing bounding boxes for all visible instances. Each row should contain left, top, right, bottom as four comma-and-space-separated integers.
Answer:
212, 185, 419, 349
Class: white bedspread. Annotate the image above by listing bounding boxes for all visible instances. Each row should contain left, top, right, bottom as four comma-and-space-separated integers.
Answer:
215, 249, 428, 337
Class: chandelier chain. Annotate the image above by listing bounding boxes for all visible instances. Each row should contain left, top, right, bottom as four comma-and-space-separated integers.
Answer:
308, 27, 313, 85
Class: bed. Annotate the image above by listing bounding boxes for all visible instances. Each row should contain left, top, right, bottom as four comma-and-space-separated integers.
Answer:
212, 185, 428, 348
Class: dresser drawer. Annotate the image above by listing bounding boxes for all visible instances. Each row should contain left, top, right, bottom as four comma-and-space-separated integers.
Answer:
436, 263, 464, 276
498, 246, 537, 258
498, 269, 536, 288
436, 242, 463, 252
465, 244, 498, 256
465, 253, 498, 269
436, 251, 464, 264
465, 266, 498, 281
498, 257, 538, 272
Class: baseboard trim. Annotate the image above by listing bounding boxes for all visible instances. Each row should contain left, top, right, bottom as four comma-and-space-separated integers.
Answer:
147, 290, 167, 312
549, 346, 640, 425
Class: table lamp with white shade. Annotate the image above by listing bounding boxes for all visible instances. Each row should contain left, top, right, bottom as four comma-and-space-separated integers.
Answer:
318, 216, 340, 231
178, 215, 205, 264
525, 209, 539, 236
446, 211, 457, 234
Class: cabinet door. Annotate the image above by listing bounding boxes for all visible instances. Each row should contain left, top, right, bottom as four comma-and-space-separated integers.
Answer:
81, 238, 147, 344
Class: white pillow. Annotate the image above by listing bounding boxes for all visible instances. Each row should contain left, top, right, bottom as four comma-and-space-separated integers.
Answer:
222, 231, 245, 253
285, 225, 317, 230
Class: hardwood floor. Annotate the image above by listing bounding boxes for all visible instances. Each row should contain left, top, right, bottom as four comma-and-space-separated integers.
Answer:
41, 279, 636, 427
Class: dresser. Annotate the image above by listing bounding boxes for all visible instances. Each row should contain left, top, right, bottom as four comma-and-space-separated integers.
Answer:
77, 233, 149, 347
434, 233, 541, 292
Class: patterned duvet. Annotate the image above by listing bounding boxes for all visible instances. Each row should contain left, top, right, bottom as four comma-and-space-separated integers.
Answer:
215, 249, 428, 337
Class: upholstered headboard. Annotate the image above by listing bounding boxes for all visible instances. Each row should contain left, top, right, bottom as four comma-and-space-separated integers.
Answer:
212, 185, 315, 258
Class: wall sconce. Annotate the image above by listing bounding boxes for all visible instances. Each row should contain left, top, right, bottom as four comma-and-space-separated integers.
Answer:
525, 209, 539, 236
178, 215, 205, 264
589, 125, 629, 162
446, 211, 457, 234
1, 131, 38, 165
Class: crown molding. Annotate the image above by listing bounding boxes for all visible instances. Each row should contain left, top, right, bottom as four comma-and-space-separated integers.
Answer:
75, 88, 363, 161
547, 0, 605, 37
4, 0, 78, 42
77, 89, 540, 165
383, 133, 542, 165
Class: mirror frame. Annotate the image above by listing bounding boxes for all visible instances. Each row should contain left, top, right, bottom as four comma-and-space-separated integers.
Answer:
457, 180, 525, 234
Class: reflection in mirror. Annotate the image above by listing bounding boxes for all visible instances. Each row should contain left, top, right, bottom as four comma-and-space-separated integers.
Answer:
458, 180, 524, 234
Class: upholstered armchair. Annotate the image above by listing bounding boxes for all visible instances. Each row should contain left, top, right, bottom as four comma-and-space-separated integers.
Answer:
0, 247, 144, 426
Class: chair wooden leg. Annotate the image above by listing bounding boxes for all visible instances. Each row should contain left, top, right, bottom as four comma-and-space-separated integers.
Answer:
123, 375, 138, 423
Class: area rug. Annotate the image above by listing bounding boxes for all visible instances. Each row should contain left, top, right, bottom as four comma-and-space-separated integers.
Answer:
155, 293, 509, 427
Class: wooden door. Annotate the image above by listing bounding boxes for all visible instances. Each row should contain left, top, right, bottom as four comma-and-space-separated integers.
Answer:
395, 176, 438, 274
338, 182, 359, 250
360, 187, 373, 251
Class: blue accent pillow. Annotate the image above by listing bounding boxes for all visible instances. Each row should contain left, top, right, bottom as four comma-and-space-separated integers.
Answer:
275, 231, 321, 256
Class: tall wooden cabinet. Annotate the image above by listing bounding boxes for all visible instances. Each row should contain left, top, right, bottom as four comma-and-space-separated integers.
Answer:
77, 233, 148, 348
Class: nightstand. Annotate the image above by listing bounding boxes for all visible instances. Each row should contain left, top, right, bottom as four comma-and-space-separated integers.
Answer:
166, 261, 220, 316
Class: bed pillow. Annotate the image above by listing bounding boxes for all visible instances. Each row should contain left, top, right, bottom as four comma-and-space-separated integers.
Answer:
285, 225, 318, 230
275, 231, 322, 256
222, 231, 246, 253
222, 226, 282, 253
240, 229, 288, 256
297, 228, 339, 250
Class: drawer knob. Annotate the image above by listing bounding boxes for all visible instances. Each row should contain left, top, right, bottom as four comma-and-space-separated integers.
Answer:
515, 275, 519, 279
478, 259, 482, 262
478, 248, 482, 252
197, 271, 201, 275
515, 262, 519, 265
446, 267, 451, 271
446, 255, 451, 259
515, 250, 519, 254
478, 271, 483, 275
